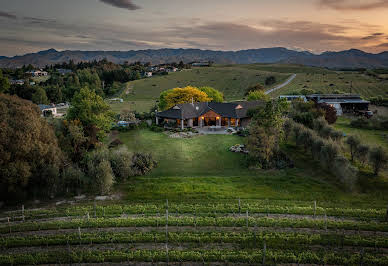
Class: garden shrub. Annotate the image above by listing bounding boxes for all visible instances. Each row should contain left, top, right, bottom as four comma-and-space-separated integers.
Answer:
369, 146, 388, 176
319, 141, 339, 169
131, 153, 157, 176
109, 147, 133, 182
88, 160, 114, 195
350, 117, 370, 129
62, 165, 86, 194
333, 156, 358, 191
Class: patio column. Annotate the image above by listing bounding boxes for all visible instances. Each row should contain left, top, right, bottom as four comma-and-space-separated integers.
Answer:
155, 116, 159, 125
188, 119, 193, 127
200, 117, 203, 128
235, 119, 239, 127
181, 119, 184, 130
227, 118, 231, 127
217, 117, 221, 127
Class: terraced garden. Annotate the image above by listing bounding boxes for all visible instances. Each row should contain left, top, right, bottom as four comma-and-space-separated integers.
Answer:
1, 199, 387, 265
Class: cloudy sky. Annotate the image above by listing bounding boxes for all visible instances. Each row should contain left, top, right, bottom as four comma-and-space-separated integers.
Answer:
0, 0, 388, 56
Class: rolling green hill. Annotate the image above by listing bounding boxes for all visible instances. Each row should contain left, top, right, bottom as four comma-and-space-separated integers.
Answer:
110, 64, 388, 113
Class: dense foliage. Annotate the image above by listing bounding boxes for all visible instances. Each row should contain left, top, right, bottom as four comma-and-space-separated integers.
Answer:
0, 94, 63, 200
67, 87, 114, 141
199, 86, 224, 102
247, 99, 289, 169
247, 90, 270, 101
158, 86, 212, 110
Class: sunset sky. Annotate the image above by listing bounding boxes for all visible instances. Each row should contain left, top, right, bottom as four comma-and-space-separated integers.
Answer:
1, 0, 388, 56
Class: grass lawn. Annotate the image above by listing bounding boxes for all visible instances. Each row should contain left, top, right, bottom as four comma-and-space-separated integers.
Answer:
109, 100, 155, 114
334, 116, 388, 151
270, 72, 388, 97
109, 64, 388, 114
117, 129, 388, 205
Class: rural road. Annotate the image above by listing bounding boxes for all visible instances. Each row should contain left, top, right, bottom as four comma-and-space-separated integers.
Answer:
265, 74, 297, 95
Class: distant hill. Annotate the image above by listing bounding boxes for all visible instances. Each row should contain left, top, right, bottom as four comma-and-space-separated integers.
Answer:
0, 47, 387, 69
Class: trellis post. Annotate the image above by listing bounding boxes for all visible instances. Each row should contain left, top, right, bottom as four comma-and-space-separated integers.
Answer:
246, 210, 249, 228
22, 204, 25, 222
262, 240, 266, 265
313, 200, 317, 218
166, 209, 169, 244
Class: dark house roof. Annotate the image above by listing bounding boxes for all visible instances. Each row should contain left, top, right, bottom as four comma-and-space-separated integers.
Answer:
306, 94, 369, 105
156, 101, 264, 120
38, 104, 55, 111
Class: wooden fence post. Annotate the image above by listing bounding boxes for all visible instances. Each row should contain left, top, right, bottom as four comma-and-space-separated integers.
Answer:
360, 248, 365, 266
254, 225, 257, 248
246, 210, 249, 228
262, 240, 266, 265
324, 211, 328, 232
93, 201, 96, 218
385, 203, 388, 222
86, 212, 90, 221
238, 198, 241, 215
166, 209, 169, 244
67, 241, 72, 266
7, 217, 11, 233
166, 243, 169, 265
313, 200, 316, 218
22, 204, 25, 222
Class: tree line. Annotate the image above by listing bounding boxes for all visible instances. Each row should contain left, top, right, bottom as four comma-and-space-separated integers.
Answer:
0, 86, 157, 202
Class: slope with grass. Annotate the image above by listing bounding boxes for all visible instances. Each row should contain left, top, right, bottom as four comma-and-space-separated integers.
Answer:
1, 128, 388, 265
109, 64, 388, 114
113, 65, 290, 113
118, 130, 388, 203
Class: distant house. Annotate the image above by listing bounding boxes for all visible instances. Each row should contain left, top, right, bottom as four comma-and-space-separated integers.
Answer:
38, 104, 57, 117
144, 72, 153, 77
166, 67, 178, 72
26, 70, 48, 77
306, 94, 369, 116
192, 62, 211, 67
156, 101, 264, 129
10, 79, 25, 85
57, 69, 72, 75
108, 98, 124, 103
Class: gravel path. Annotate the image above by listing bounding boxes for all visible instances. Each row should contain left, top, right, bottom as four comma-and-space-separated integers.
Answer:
265, 74, 297, 95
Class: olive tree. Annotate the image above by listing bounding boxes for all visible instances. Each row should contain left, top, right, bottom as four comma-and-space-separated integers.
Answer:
346, 135, 361, 162
369, 147, 388, 176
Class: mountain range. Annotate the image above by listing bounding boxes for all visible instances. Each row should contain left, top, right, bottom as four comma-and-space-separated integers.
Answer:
0, 47, 387, 69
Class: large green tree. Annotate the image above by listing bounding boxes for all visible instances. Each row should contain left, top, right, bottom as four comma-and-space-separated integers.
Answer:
247, 90, 270, 101
0, 94, 63, 200
67, 86, 114, 140
247, 99, 289, 168
0, 70, 10, 93
199, 86, 224, 102
31, 86, 49, 104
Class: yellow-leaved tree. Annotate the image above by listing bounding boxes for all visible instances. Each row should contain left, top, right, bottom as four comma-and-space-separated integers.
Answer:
161, 86, 211, 110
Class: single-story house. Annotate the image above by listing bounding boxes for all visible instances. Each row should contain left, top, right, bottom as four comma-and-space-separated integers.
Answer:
306, 94, 369, 116
26, 70, 48, 77
192, 62, 210, 67
10, 79, 25, 85
38, 104, 57, 117
143, 72, 153, 77
156, 101, 264, 129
